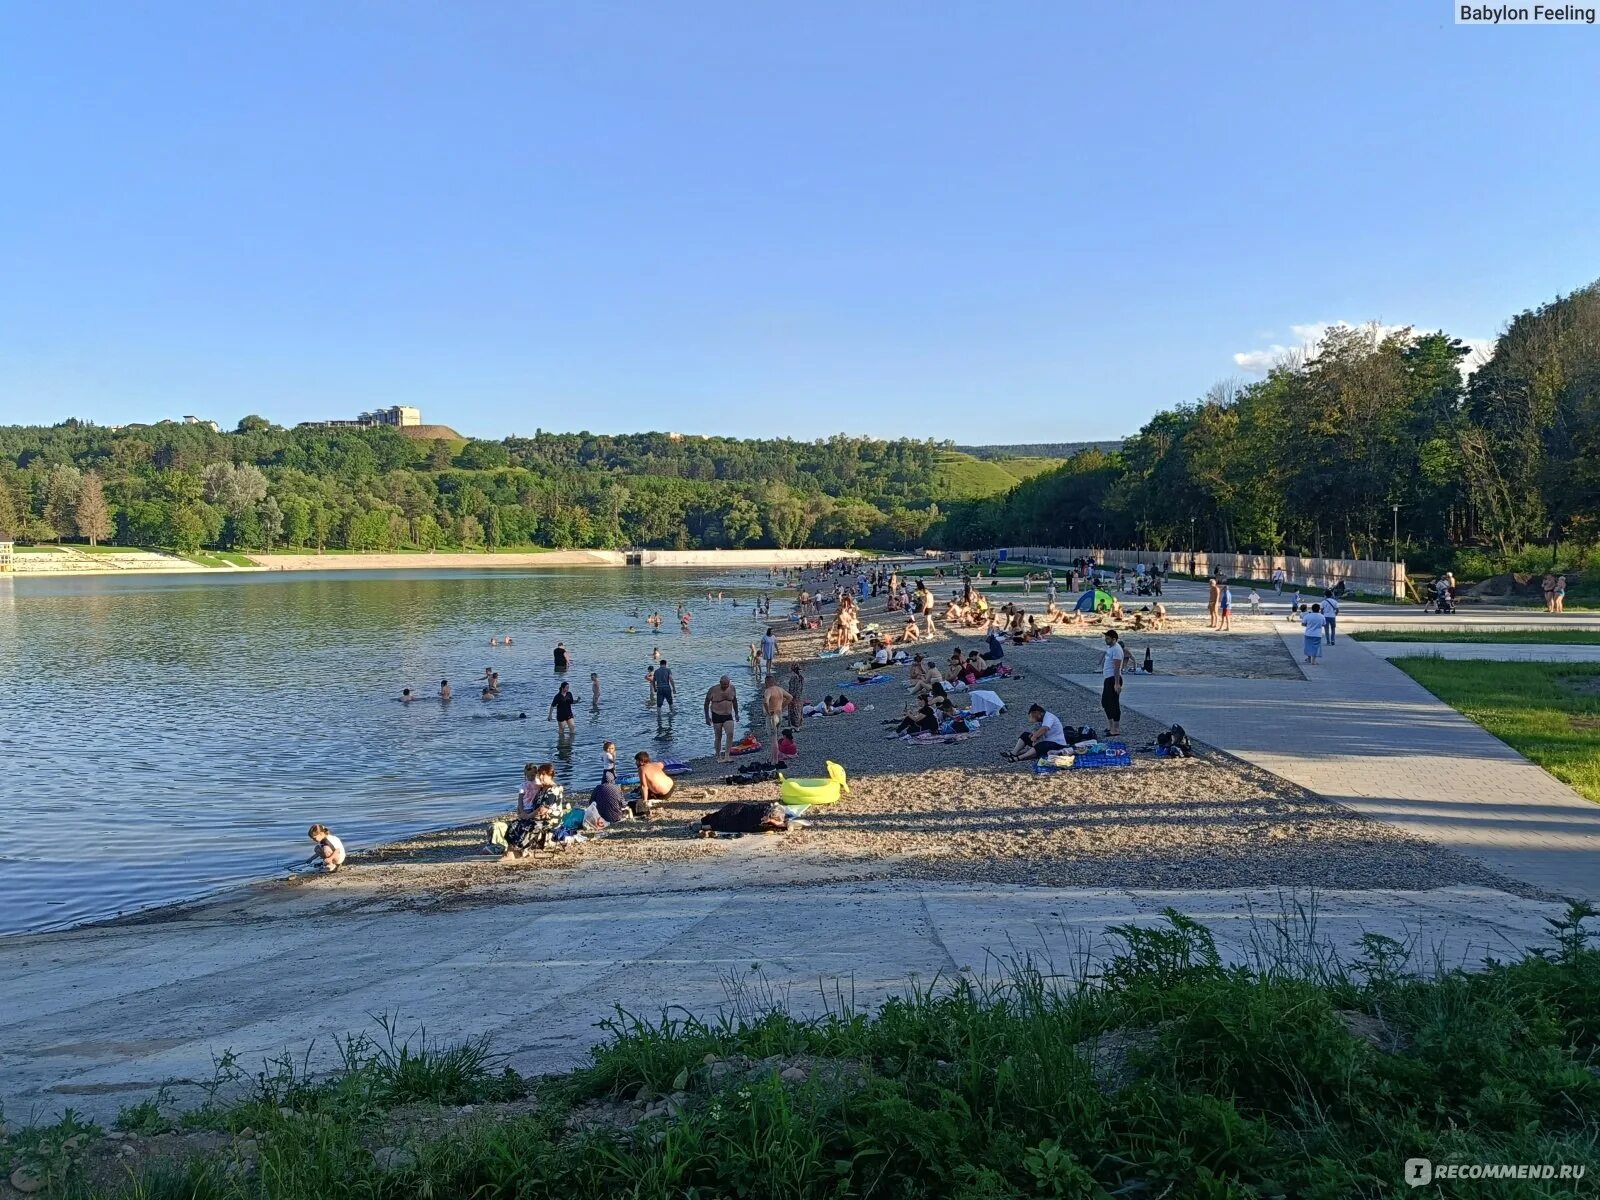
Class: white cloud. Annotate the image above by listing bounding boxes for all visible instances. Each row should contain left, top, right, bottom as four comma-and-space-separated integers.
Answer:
1233, 322, 1493, 378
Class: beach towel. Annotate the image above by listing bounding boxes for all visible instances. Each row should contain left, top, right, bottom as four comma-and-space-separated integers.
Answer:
901, 731, 978, 745
967, 690, 1005, 717
700, 801, 788, 834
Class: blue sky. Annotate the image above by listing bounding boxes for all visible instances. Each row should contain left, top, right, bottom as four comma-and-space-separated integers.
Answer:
2, 3, 1597, 442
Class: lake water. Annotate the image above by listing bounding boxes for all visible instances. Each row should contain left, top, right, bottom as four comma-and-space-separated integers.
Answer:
0, 567, 784, 936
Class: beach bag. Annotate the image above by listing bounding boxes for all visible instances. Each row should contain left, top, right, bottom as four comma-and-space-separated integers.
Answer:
1156, 724, 1193, 758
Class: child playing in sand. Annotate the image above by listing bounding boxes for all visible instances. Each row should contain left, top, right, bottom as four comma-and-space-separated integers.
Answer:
307, 824, 346, 872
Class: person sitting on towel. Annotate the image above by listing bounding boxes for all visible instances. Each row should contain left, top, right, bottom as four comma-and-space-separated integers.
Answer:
590, 773, 629, 824
893, 698, 940, 737
633, 751, 675, 817
1003, 704, 1069, 762
982, 628, 1006, 662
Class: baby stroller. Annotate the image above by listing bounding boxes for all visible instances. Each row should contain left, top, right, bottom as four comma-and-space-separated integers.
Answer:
1421, 580, 1457, 614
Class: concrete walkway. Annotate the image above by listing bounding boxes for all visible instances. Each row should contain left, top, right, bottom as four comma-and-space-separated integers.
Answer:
1359, 641, 1600, 663
1068, 626, 1600, 903
0, 863, 1567, 1123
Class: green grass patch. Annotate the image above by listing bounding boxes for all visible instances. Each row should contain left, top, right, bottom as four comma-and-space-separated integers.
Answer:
932, 451, 1062, 500
13, 907, 1600, 1199
1392, 658, 1600, 803
1355, 630, 1600, 645
181, 551, 256, 568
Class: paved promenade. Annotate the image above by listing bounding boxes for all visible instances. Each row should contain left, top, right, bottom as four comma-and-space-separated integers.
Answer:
1067, 596, 1600, 902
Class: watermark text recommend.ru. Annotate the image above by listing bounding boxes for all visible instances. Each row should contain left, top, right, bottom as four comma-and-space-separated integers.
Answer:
1405, 1158, 1587, 1186
1459, 4, 1596, 20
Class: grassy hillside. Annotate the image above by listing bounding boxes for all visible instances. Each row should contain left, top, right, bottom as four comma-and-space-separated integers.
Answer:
958, 440, 1123, 460
933, 451, 1062, 499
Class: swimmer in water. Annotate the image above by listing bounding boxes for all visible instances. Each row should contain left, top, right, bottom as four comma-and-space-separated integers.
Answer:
590, 671, 601, 711
440, 680, 452, 702
401, 687, 414, 703
553, 642, 570, 673
504, 635, 513, 646
489, 637, 499, 647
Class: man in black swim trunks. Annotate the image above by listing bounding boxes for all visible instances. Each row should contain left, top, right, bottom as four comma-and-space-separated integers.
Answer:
704, 675, 740, 762
653, 659, 676, 713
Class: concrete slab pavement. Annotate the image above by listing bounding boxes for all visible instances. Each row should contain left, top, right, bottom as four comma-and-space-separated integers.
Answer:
1067, 626, 1600, 902
0, 866, 1567, 1124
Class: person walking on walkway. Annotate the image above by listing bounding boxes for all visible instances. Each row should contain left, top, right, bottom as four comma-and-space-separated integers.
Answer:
1322, 589, 1340, 644
1555, 575, 1567, 614
1300, 603, 1326, 665
1100, 629, 1125, 736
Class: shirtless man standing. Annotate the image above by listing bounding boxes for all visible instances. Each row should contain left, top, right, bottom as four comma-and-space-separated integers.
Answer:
762, 674, 792, 765
704, 675, 740, 762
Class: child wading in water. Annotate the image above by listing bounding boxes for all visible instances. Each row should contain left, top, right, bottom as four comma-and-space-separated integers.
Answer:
307, 824, 346, 872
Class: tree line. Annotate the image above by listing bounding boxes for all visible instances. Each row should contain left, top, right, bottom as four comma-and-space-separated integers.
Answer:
942, 279, 1600, 571
0, 423, 949, 554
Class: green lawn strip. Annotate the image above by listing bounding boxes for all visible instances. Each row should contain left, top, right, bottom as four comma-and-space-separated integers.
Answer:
9, 909, 1598, 1199
1391, 658, 1600, 803
1354, 630, 1600, 646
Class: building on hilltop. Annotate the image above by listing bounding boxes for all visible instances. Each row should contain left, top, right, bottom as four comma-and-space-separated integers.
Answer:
182, 415, 222, 432
298, 405, 423, 431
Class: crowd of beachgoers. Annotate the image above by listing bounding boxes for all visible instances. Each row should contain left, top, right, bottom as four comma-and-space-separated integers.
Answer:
291, 556, 1532, 900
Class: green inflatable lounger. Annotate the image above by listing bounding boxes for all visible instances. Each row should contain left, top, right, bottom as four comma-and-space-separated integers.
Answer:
779, 760, 849, 807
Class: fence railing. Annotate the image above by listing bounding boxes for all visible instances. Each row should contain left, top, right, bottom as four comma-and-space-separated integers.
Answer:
1002, 546, 1406, 598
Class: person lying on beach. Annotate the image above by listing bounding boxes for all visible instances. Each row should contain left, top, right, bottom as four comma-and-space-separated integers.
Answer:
307, 824, 346, 872
1002, 704, 1069, 762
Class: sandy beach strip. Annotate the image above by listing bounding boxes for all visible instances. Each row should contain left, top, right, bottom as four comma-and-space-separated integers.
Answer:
267, 580, 1539, 915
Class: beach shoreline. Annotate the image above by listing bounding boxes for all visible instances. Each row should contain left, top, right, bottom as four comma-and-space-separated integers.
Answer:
6, 547, 888, 578
7, 564, 1542, 949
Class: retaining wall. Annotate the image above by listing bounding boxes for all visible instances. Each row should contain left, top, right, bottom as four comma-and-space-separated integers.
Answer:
637, 549, 865, 568
1003, 546, 1406, 598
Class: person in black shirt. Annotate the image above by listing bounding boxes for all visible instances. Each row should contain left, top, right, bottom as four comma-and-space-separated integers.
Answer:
548, 682, 577, 735
553, 642, 570, 673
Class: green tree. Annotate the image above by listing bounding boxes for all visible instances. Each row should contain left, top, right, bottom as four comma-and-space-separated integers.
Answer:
42, 464, 83, 541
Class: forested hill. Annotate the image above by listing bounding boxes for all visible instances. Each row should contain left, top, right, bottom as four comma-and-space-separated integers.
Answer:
0, 425, 1031, 553
943, 279, 1600, 568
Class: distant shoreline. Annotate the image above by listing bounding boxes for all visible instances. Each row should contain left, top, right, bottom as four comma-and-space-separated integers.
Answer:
6, 547, 883, 578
